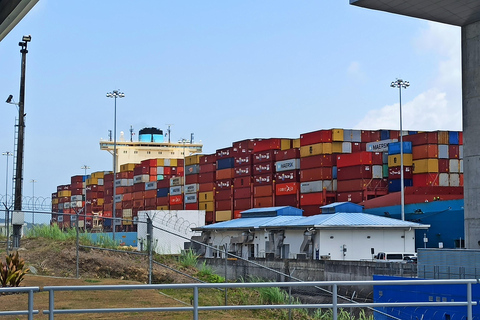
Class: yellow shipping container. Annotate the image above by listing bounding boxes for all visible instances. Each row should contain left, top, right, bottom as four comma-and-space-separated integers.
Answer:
388, 154, 413, 167
215, 210, 232, 222
332, 142, 343, 154
199, 192, 214, 203
157, 205, 169, 211
58, 190, 71, 197
86, 177, 99, 186
91, 171, 105, 179
300, 143, 323, 157
199, 201, 214, 212
280, 139, 291, 150
332, 129, 344, 142
322, 143, 333, 155
122, 218, 132, 226
156, 158, 164, 167
292, 138, 301, 149
120, 163, 136, 172
413, 159, 439, 173
168, 159, 178, 167
438, 131, 449, 145
52, 198, 59, 204
186, 155, 202, 166
97, 198, 104, 206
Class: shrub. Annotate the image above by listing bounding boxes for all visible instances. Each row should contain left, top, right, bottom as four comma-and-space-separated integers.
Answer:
178, 249, 198, 268
0, 251, 30, 287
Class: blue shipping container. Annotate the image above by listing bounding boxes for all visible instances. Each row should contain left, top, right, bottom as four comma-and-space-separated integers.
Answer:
388, 141, 412, 155
157, 187, 169, 198
332, 166, 338, 179
388, 179, 413, 192
216, 157, 235, 170
449, 131, 459, 145
380, 130, 390, 140
408, 131, 418, 135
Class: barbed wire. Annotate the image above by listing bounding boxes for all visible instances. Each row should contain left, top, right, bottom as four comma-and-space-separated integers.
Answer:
0, 194, 52, 212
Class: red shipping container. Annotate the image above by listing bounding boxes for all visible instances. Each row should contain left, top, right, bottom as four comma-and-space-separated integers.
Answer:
71, 182, 83, 190
149, 167, 157, 176
300, 129, 332, 146
233, 210, 243, 219
449, 145, 459, 159
253, 150, 278, 164
216, 189, 232, 201
216, 168, 234, 180
253, 162, 273, 175
412, 145, 438, 160
141, 159, 157, 167
170, 195, 183, 205
57, 184, 70, 191
144, 190, 156, 198
234, 165, 252, 177
234, 198, 251, 210
300, 154, 335, 169
337, 192, 363, 203
351, 142, 363, 153
200, 154, 217, 164
361, 130, 381, 143
413, 173, 440, 187
186, 203, 198, 210
216, 200, 232, 210
275, 170, 300, 183
134, 183, 145, 192
275, 194, 298, 207
199, 163, 216, 173
216, 147, 234, 158
122, 200, 133, 209
275, 148, 300, 161
144, 197, 156, 207
300, 192, 323, 206
216, 179, 232, 189
253, 174, 274, 186
205, 211, 214, 223
122, 193, 132, 201
157, 179, 170, 188
254, 185, 273, 197
234, 187, 251, 199
438, 159, 449, 173
337, 165, 372, 180
337, 179, 375, 192
70, 188, 83, 196
302, 205, 321, 216
234, 177, 252, 188
186, 174, 199, 184
275, 182, 298, 196
71, 175, 84, 184
199, 182, 215, 192
254, 196, 273, 208
170, 204, 183, 210
156, 196, 169, 206
199, 172, 216, 183
134, 166, 149, 175
300, 167, 333, 182
403, 132, 438, 146
460, 173, 464, 185
388, 166, 413, 180
232, 139, 256, 150
133, 199, 144, 208
459, 132, 463, 145
253, 138, 283, 152
103, 210, 113, 218
390, 130, 400, 140
164, 167, 171, 175
234, 154, 252, 167
337, 152, 372, 168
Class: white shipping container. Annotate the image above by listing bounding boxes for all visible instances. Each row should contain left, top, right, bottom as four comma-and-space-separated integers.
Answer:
372, 165, 383, 179
300, 181, 323, 194
439, 173, 449, 186
449, 174, 460, 187
351, 130, 362, 142
157, 166, 164, 175
275, 159, 300, 172
449, 159, 460, 173
115, 179, 130, 187
322, 180, 335, 192
366, 139, 397, 153
71, 195, 83, 202
134, 174, 149, 183
57, 215, 64, 222
343, 129, 352, 142
170, 186, 183, 196
145, 181, 157, 191
184, 183, 199, 194
460, 160, 464, 173
97, 178, 104, 186
438, 145, 449, 159
459, 145, 463, 159
185, 193, 198, 204
58, 203, 64, 210
64, 202, 71, 209
170, 177, 183, 187
164, 159, 171, 166
114, 194, 123, 203
342, 142, 352, 153
123, 208, 133, 218
70, 200, 83, 208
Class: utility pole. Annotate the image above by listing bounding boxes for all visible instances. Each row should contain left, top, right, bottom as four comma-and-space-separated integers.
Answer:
13, 35, 31, 248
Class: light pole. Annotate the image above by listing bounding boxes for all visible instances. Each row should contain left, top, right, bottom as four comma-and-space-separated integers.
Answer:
390, 79, 410, 221
80, 165, 89, 216
106, 90, 124, 240
30, 179, 36, 225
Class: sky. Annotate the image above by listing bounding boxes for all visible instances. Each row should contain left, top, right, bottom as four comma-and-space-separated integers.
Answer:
0, 1, 462, 208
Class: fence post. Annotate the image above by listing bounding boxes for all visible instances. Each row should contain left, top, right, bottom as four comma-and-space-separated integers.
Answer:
28, 289, 34, 320
193, 285, 199, 320
224, 244, 228, 306
468, 282, 472, 320
333, 283, 338, 320
147, 217, 153, 284
48, 289, 54, 320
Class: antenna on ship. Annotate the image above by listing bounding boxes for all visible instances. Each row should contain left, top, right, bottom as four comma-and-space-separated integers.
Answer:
108, 130, 112, 142
165, 124, 173, 143
129, 125, 134, 142
190, 133, 194, 144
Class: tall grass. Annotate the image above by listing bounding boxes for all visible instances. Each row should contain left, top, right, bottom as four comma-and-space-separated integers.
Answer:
25, 224, 91, 243
178, 249, 198, 268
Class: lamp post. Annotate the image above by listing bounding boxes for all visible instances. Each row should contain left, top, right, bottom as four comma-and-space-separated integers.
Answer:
30, 179, 36, 225
106, 90, 124, 240
390, 79, 410, 221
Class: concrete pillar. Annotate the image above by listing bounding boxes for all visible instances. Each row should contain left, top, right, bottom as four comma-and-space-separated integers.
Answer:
462, 21, 480, 249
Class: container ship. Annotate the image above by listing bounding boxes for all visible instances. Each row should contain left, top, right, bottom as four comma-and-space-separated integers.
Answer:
51, 128, 464, 249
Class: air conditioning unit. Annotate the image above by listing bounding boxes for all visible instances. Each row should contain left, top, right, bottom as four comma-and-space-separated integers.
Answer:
320, 255, 331, 260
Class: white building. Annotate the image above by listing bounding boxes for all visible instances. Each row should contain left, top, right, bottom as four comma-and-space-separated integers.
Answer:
192, 205, 429, 261
137, 210, 205, 254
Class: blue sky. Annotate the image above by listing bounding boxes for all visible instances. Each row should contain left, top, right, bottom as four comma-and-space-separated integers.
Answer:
0, 1, 462, 203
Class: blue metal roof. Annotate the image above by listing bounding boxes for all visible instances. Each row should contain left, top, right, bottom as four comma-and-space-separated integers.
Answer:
320, 202, 363, 213
240, 206, 303, 218
194, 212, 429, 231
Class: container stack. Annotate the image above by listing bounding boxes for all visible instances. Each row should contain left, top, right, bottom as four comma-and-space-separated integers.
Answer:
198, 154, 216, 223
274, 146, 301, 208
185, 154, 201, 210
233, 140, 255, 219
387, 141, 414, 192
252, 139, 282, 209
56, 185, 71, 227
215, 147, 236, 222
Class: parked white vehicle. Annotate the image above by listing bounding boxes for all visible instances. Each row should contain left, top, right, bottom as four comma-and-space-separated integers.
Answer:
374, 252, 417, 263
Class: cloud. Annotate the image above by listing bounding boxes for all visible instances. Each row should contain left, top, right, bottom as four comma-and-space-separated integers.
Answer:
347, 61, 365, 81
355, 22, 462, 131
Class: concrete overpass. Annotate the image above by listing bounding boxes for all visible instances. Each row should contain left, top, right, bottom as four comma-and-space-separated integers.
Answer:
351, 0, 480, 249
0, 0, 38, 42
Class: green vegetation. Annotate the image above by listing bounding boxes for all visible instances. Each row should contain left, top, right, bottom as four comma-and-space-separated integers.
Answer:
0, 251, 30, 287
178, 249, 198, 268
196, 261, 225, 283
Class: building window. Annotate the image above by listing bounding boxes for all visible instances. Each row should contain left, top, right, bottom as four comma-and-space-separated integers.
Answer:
147, 151, 151, 154
158, 152, 162, 154
134, 151, 138, 154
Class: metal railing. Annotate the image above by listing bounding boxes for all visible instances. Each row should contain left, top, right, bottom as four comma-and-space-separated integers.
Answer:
0, 286, 40, 319
4, 279, 476, 320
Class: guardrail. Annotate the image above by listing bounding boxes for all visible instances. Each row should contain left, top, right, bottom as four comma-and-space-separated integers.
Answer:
2, 279, 478, 320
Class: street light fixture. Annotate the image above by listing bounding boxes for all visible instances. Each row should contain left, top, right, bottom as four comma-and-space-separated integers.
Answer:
390, 79, 410, 221
106, 90, 125, 240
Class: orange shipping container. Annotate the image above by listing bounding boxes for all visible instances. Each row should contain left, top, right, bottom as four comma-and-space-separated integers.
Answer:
133, 191, 144, 200
412, 145, 438, 160
254, 196, 273, 208
300, 192, 323, 206
144, 189, 156, 198
254, 185, 273, 197
216, 168, 234, 180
